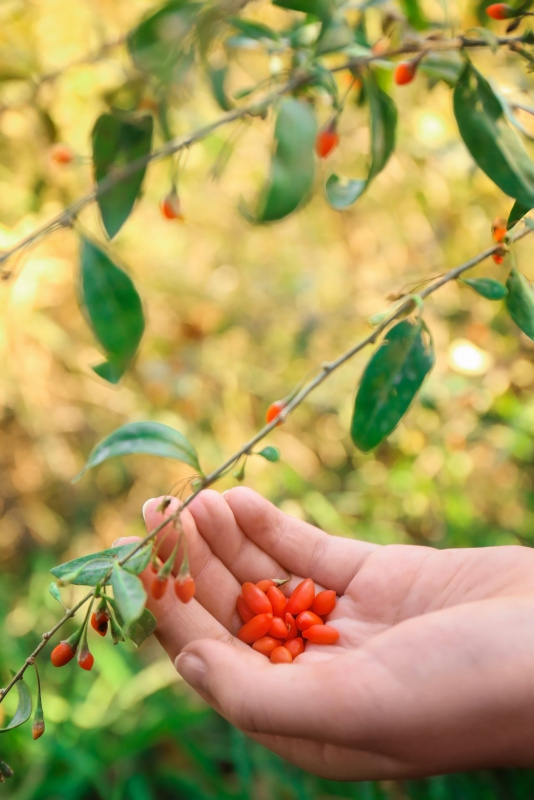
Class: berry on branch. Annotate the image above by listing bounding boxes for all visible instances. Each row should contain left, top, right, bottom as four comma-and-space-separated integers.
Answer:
486, 3, 518, 19
315, 123, 339, 159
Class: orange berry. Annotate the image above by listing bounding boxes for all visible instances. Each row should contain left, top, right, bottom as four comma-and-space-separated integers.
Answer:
237, 612, 273, 643
175, 574, 196, 603
285, 637, 305, 659
256, 579, 276, 592
50, 143, 75, 165
268, 616, 290, 639
266, 585, 287, 617
90, 610, 109, 637
252, 636, 282, 657
237, 594, 255, 622
151, 575, 168, 600
492, 217, 507, 243
32, 720, 45, 740
270, 645, 293, 664
312, 589, 337, 617
394, 62, 417, 86
492, 252, 504, 265
302, 624, 340, 645
315, 125, 339, 159
296, 610, 324, 632
77, 649, 94, 671
160, 191, 184, 221
286, 578, 315, 616
486, 3, 516, 19
50, 641, 76, 667
242, 581, 273, 615
265, 400, 285, 426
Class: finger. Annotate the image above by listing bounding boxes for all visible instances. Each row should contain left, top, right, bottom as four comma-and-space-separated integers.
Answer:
143, 496, 243, 632
223, 487, 379, 594
185, 490, 290, 584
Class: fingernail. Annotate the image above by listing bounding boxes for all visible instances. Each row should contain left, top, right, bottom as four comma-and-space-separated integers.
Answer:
142, 498, 156, 522
175, 652, 206, 691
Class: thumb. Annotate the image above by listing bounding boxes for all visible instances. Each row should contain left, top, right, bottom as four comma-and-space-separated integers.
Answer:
174, 639, 355, 742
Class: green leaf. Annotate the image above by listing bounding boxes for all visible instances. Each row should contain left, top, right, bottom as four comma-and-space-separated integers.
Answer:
50, 544, 152, 587
111, 562, 147, 629
507, 199, 531, 230
124, 608, 157, 647
208, 65, 233, 111
79, 238, 145, 383
92, 112, 153, 239
454, 62, 534, 207
228, 18, 280, 42
326, 74, 396, 209
48, 582, 63, 605
461, 277, 508, 300
249, 99, 316, 223
506, 267, 534, 340
273, 0, 332, 21
418, 52, 464, 87
74, 421, 202, 481
351, 319, 434, 452
257, 445, 280, 462
0, 679, 32, 732
127, 1, 200, 83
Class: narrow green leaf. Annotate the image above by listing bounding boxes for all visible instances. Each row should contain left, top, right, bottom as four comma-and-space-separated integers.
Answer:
50, 544, 152, 586
79, 238, 144, 383
208, 65, 233, 111
506, 267, 534, 340
0, 680, 32, 732
250, 99, 316, 223
48, 582, 63, 605
74, 421, 202, 481
228, 18, 280, 42
273, 0, 332, 21
454, 62, 534, 207
111, 562, 147, 629
461, 277, 508, 300
92, 112, 153, 239
127, 1, 200, 83
507, 199, 531, 230
351, 319, 434, 452
326, 74, 396, 209
125, 608, 157, 647
257, 446, 280, 462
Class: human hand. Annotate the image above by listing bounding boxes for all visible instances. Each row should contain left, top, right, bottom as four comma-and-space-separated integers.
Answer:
140, 488, 534, 780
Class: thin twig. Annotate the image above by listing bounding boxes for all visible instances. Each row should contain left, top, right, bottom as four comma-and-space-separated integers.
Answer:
1, 221, 530, 703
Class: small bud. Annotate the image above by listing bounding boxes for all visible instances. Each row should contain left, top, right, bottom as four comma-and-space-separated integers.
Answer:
160, 191, 184, 221
32, 719, 45, 740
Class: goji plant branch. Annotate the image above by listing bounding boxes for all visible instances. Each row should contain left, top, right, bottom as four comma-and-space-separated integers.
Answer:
0, 32, 530, 273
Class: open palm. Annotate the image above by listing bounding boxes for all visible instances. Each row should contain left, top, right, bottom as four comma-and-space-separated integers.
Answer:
139, 488, 534, 780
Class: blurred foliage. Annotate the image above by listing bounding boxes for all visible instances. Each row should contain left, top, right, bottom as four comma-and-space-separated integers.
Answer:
0, 0, 534, 795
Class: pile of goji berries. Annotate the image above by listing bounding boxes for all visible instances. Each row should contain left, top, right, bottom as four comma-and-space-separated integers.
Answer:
236, 577, 339, 663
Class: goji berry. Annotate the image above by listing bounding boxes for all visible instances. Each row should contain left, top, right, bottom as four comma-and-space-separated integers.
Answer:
237, 612, 273, 643
315, 124, 339, 159
491, 217, 507, 243
237, 594, 255, 622
285, 637, 305, 659
32, 720, 45, 740
50, 143, 75, 165
312, 589, 337, 617
50, 641, 76, 667
175, 575, 196, 603
266, 400, 285, 425
160, 191, 184, 221
296, 610, 324, 631
286, 578, 315, 616
151, 575, 168, 600
268, 616, 290, 639
256, 579, 275, 592
242, 581, 273, 615
77, 648, 94, 671
493, 252, 504, 265
270, 646, 293, 664
266, 585, 287, 617
486, 3, 516, 19
302, 624, 339, 645
252, 636, 282, 656
90, 609, 110, 637
394, 62, 417, 86
284, 612, 298, 640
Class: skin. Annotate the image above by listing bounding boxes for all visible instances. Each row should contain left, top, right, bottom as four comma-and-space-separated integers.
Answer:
132, 487, 534, 781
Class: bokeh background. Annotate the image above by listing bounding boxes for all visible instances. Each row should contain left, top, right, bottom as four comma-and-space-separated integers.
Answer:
1, 0, 534, 797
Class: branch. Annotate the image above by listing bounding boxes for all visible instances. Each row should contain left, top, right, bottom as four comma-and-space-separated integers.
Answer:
0, 32, 530, 273
2, 221, 530, 703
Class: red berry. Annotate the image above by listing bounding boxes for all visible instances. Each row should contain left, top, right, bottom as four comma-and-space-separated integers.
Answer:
486, 3, 515, 19
492, 218, 507, 243
175, 575, 196, 603
237, 613, 273, 643
252, 636, 282, 656
270, 646, 293, 664
394, 62, 417, 86
237, 594, 255, 623
265, 400, 285, 426
242, 582, 273, 615
493, 252, 505, 265
90, 610, 110, 637
50, 641, 76, 667
266, 585, 287, 617
285, 637, 305, 659
77, 649, 94, 671
32, 720, 45, 740
256, 579, 275, 592
50, 143, 75, 165
286, 578, 315, 616
315, 125, 339, 159
160, 191, 184, 221
284, 612, 298, 640
296, 610, 324, 632
312, 589, 337, 617
268, 616, 290, 639
151, 575, 169, 600
302, 624, 340, 645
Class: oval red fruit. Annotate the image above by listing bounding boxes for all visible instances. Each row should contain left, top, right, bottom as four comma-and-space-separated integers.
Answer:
242, 582, 273, 615
286, 578, 315, 616
394, 62, 416, 86
285, 637, 305, 659
78, 650, 94, 671
312, 589, 337, 617
270, 646, 293, 664
160, 191, 184, 221
315, 126, 339, 159
284, 612, 298, 640
237, 613, 273, 643
486, 3, 515, 19
296, 610, 324, 632
237, 594, 255, 622
302, 624, 340, 645
175, 575, 196, 603
256, 579, 275, 592
267, 585, 287, 617
50, 143, 75, 165
492, 252, 504, 265
252, 636, 282, 656
151, 575, 168, 600
32, 720, 45, 740
268, 616, 290, 639
266, 400, 285, 425
90, 610, 110, 637
50, 641, 76, 667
